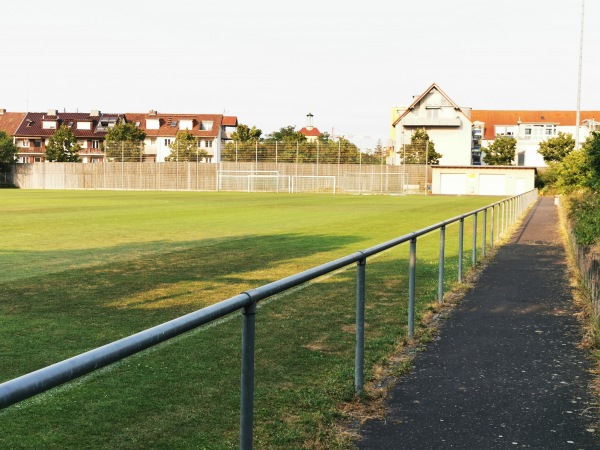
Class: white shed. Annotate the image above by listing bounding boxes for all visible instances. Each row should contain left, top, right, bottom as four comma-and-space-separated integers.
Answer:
432, 166, 536, 196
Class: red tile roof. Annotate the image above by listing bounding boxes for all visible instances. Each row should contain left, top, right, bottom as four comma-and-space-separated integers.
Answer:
124, 113, 236, 138
299, 127, 321, 137
14, 112, 122, 139
222, 116, 238, 127
471, 110, 600, 140
0, 112, 26, 136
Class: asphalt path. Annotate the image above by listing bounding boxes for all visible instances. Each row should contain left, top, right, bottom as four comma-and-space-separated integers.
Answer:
357, 197, 598, 449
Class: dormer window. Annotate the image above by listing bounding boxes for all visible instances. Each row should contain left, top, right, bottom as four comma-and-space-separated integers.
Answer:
180, 119, 193, 130
77, 121, 91, 130
146, 118, 160, 130
135, 122, 141, 127
42, 120, 56, 129
200, 120, 213, 130
170, 120, 178, 127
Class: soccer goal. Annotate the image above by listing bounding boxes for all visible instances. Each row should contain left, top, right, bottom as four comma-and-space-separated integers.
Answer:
291, 176, 337, 194
217, 170, 291, 193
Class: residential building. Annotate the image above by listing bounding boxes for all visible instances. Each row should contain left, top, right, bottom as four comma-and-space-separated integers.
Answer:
470, 110, 600, 166
123, 111, 238, 162
391, 84, 600, 168
391, 83, 474, 166
12, 110, 121, 163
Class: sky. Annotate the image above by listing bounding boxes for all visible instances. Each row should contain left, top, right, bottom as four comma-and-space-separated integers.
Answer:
1, 0, 598, 150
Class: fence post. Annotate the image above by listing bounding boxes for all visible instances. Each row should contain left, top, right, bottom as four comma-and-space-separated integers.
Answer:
240, 300, 257, 450
408, 237, 417, 339
472, 212, 478, 267
438, 225, 445, 304
355, 257, 366, 395
458, 218, 464, 282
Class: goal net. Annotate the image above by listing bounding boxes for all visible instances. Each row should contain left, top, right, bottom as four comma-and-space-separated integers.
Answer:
291, 176, 336, 193
217, 170, 291, 193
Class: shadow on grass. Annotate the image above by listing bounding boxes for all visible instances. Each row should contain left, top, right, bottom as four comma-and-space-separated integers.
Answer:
0, 233, 364, 379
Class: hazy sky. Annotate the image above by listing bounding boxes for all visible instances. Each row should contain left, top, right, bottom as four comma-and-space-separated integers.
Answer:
1, 0, 597, 149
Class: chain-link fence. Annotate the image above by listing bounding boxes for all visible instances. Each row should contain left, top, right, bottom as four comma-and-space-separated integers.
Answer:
10, 161, 432, 194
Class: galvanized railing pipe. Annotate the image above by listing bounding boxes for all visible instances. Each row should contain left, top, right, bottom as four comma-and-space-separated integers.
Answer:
482, 209, 487, 258
355, 258, 366, 395
458, 218, 464, 282
438, 226, 446, 304
240, 301, 257, 450
408, 238, 417, 338
472, 213, 478, 267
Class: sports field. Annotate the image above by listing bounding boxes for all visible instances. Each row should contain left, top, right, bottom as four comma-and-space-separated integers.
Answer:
0, 190, 498, 448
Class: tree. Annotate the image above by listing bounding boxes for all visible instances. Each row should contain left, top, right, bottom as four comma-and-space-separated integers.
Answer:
45, 125, 81, 162
482, 135, 516, 165
265, 125, 306, 143
583, 131, 600, 190
165, 130, 208, 162
538, 132, 575, 163
0, 131, 19, 163
105, 122, 146, 162
231, 124, 262, 142
402, 129, 442, 164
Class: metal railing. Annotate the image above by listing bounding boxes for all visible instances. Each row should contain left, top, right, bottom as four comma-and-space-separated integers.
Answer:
0, 189, 538, 449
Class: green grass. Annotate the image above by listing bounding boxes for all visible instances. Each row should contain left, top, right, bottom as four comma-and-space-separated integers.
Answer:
0, 190, 499, 448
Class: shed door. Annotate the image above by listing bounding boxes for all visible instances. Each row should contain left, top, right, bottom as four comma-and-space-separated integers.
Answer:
440, 173, 467, 195
479, 174, 506, 195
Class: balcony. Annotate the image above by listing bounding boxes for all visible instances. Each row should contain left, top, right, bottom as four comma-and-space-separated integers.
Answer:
402, 116, 461, 127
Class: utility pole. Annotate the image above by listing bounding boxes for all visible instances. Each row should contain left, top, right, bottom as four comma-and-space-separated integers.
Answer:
575, 0, 585, 150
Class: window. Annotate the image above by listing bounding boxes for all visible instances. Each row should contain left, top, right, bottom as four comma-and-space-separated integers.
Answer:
164, 138, 172, 146
77, 121, 91, 130
34, 157, 42, 162
92, 140, 99, 149
21, 139, 30, 147
34, 140, 42, 148
170, 121, 178, 127
524, 128, 532, 135
427, 108, 439, 120
42, 121, 56, 129
206, 140, 213, 148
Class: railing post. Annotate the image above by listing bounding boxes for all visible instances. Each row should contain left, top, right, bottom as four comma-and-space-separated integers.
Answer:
355, 257, 366, 395
472, 212, 478, 267
408, 237, 417, 339
438, 225, 445, 304
482, 209, 487, 258
458, 218, 464, 282
240, 300, 257, 450
491, 205, 495, 248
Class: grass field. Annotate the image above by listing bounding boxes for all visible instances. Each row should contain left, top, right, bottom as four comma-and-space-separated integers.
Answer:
0, 190, 500, 448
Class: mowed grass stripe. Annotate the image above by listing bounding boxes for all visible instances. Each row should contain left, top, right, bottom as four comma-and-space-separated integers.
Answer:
0, 190, 497, 448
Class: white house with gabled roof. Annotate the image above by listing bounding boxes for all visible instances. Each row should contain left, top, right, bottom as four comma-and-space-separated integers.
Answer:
391, 83, 474, 166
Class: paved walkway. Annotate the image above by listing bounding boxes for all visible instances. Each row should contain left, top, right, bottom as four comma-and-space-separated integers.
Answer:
357, 197, 599, 449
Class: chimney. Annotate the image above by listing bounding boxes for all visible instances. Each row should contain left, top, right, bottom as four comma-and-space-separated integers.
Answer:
47, 109, 58, 117
90, 110, 101, 117
0, 108, 5, 115
149, 109, 157, 116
